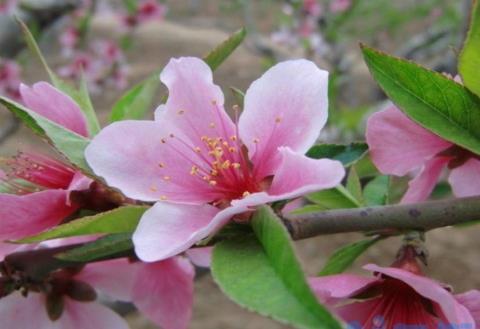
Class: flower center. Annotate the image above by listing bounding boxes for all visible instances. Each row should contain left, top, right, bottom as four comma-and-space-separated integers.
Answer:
0, 152, 75, 194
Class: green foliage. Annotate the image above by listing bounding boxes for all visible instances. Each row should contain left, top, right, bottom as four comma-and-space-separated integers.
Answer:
363, 175, 390, 206
304, 186, 361, 211
57, 233, 133, 262
319, 237, 380, 276
0, 97, 91, 173
203, 28, 246, 70
346, 167, 363, 204
212, 206, 341, 329
362, 45, 480, 156
110, 74, 160, 122
17, 206, 148, 243
459, 0, 480, 97
19, 19, 101, 136
307, 143, 368, 167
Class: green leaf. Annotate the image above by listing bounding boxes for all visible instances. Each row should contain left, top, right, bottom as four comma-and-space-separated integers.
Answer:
346, 167, 363, 204
288, 204, 326, 215
17, 206, 148, 243
362, 45, 480, 156
110, 74, 160, 122
459, 0, 480, 96
18, 19, 100, 135
203, 28, 247, 70
56, 233, 133, 262
306, 185, 361, 210
0, 97, 91, 173
319, 237, 380, 276
212, 206, 341, 329
230, 86, 245, 108
307, 143, 368, 166
363, 175, 390, 206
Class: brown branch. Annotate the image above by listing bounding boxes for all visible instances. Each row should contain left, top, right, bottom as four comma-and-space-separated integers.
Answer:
284, 196, 480, 240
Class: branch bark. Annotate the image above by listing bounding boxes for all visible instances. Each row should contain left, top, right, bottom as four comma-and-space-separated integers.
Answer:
284, 196, 480, 240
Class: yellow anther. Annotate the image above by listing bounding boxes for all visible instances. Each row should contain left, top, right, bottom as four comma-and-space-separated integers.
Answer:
190, 166, 199, 175
222, 160, 231, 169
177, 110, 185, 115
230, 135, 237, 141
209, 122, 216, 128
222, 141, 229, 147
150, 186, 158, 192
201, 136, 208, 142
232, 163, 241, 169
163, 176, 171, 181
228, 147, 236, 153
160, 195, 168, 200
209, 180, 217, 186
210, 169, 219, 176
253, 138, 260, 144
194, 147, 202, 153
161, 138, 167, 144
158, 162, 165, 168
275, 116, 282, 123
242, 191, 251, 197
202, 175, 210, 181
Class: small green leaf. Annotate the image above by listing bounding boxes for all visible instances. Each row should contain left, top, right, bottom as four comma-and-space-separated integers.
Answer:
319, 237, 380, 276
362, 45, 480, 156
56, 233, 133, 262
212, 206, 342, 329
203, 28, 247, 70
459, 0, 480, 97
346, 167, 363, 205
110, 74, 160, 122
363, 175, 390, 206
307, 143, 368, 166
230, 86, 245, 108
306, 185, 361, 210
0, 97, 91, 173
17, 206, 148, 243
18, 19, 100, 135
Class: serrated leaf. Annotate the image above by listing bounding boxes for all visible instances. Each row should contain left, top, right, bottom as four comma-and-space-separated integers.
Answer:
459, 0, 480, 97
203, 28, 246, 70
346, 167, 363, 204
363, 175, 390, 206
110, 74, 160, 122
17, 206, 148, 243
212, 206, 341, 329
306, 185, 361, 210
56, 233, 133, 262
18, 19, 100, 135
307, 143, 368, 166
362, 45, 480, 156
0, 97, 91, 173
319, 238, 380, 276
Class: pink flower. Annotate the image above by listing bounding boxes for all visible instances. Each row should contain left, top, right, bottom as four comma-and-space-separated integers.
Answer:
85, 57, 345, 262
366, 104, 480, 203
59, 27, 81, 57
303, 0, 323, 17
329, 0, 351, 13
0, 0, 17, 14
310, 264, 480, 328
0, 59, 22, 102
0, 82, 94, 242
120, 0, 167, 28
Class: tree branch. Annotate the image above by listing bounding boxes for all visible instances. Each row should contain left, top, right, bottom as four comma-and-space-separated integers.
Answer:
284, 196, 480, 240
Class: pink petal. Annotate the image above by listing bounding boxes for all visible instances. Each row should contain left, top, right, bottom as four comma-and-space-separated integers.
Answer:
449, 158, 480, 197
85, 120, 220, 203
239, 60, 329, 179
456, 290, 480, 325
67, 172, 93, 192
401, 156, 450, 204
59, 299, 129, 329
0, 190, 76, 240
366, 105, 452, 176
74, 259, 138, 301
132, 202, 221, 262
268, 147, 345, 197
20, 82, 88, 137
186, 247, 213, 267
132, 257, 194, 329
309, 274, 377, 305
0, 293, 54, 329
364, 264, 475, 325
159, 57, 236, 145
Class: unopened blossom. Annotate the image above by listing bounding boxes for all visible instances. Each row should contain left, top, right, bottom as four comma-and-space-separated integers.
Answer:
310, 253, 480, 328
120, 0, 167, 29
86, 57, 345, 262
366, 104, 480, 203
0, 58, 21, 101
